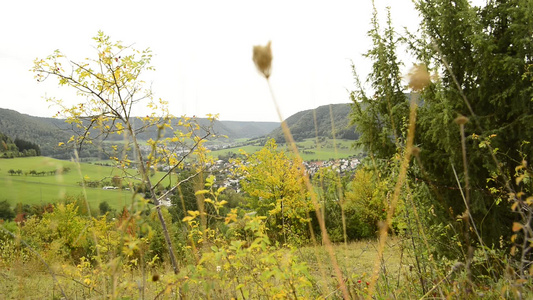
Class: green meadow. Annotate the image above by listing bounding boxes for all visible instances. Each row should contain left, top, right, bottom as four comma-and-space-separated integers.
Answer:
0, 157, 171, 210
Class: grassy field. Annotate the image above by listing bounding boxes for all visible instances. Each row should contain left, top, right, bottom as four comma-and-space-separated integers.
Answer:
296, 138, 362, 161
298, 238, 406, 287
210, 138, 361, 161
0, 238, 406, 299
0, 157, 172, 210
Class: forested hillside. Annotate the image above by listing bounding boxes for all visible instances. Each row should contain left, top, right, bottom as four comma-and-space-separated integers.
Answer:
0, 108, 279, 158
0, 131, 41, 158
0, 131, 19, 157
267, 103, 358, 142
132, 118, 279, 141
0, 109, 66, 158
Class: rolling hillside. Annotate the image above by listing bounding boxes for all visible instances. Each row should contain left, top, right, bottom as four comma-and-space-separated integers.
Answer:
0, 109, 69, 158
0, 108, 279, 158
266, 103, 358, 142
0, 103, 360, 160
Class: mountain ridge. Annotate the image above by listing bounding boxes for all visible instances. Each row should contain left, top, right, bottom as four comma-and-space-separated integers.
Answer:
0, 104, 358, 158
0, 108, 279, 158
266, 103, 358, 142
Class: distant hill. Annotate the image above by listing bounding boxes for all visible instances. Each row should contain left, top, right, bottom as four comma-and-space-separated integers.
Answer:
105, 118, 279, 141
0, 109, 68, 158
1, 103, 362, 159
0, 108, 279, 158
267, 103, 358, 142
212, 120, 280, 139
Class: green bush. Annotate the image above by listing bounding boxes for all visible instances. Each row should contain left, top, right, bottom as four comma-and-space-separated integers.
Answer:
0, 200, 15, 221
344, 167, 388, 239
98, 201, 113, 216
21, 203, 90, 261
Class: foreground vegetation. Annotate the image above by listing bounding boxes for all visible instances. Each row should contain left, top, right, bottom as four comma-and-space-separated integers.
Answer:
0, 195, 524, 299
0, 200, 406, 299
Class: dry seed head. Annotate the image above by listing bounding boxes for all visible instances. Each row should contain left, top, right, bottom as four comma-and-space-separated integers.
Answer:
454, 115, 469, 125
253, 41, 272, 79
407, 63, 431, 91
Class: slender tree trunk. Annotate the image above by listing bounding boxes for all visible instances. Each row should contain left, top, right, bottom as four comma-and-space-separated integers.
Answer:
459, 122, 473, 288
281, 200, 286, 244
127, 121, 180, 275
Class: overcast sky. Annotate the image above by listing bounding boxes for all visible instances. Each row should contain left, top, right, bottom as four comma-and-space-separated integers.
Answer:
1, 0, 425, 122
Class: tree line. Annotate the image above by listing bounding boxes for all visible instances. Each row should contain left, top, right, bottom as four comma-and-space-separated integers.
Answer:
0, 131, 40, 158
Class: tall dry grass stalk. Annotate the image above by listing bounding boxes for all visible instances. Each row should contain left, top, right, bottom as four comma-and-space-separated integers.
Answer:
366, 64, 429, 298
73, 149, 100, 258
328, 104, 349, 246
455, 115, 474, 285
367, 93, 418, 298
253, 41, 350, 299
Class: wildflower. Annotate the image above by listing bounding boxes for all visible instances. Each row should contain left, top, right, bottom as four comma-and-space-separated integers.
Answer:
216, 265, 222, 272
253, 41, 272, 79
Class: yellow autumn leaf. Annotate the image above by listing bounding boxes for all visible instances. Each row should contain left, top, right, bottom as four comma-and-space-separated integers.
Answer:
182, 216, 195, 222
512, 222, 523, 232
187, 210, 199, 216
